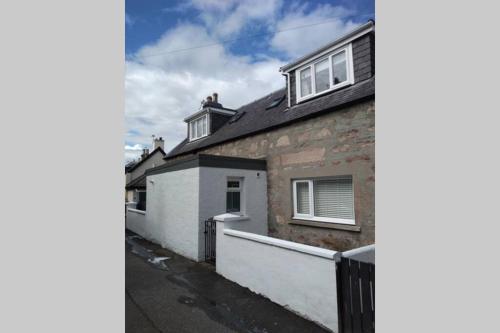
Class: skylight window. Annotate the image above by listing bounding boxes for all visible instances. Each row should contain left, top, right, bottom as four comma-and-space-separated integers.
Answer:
296, 44, 354, 103
228, 111, 246, 124
266, 95, 285, 110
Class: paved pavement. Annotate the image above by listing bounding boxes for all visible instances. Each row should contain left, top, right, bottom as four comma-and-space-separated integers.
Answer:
125, 230, 330, 333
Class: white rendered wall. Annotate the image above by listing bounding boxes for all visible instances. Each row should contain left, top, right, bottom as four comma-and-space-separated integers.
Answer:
199, 167, 268, 236
126, 209, 146, 237
144, 167, 201, 261
216, 222, 339, 332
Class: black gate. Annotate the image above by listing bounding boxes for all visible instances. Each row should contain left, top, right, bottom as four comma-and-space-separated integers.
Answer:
204, 218, 216, 264
336, 257, 375, 333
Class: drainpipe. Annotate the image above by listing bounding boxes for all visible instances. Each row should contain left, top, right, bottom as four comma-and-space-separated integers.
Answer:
282, 72, 291, 108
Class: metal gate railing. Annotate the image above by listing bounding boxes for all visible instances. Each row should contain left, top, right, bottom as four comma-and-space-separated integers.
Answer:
204, 218, 216, 264
336, 257, 375, 333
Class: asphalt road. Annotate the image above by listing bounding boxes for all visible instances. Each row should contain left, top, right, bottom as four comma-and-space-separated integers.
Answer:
125, 231, 330, 333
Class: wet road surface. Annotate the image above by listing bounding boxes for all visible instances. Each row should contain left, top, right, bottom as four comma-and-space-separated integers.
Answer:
125, 230, 330, 333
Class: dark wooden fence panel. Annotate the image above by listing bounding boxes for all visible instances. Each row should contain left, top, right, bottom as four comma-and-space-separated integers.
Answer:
204, 218, 216, 264
337, 257, 375, 333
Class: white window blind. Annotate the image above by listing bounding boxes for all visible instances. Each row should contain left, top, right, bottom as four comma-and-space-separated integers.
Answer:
296, 182, 310, 214
313, 178, 353, 220
293, 176, 355, 224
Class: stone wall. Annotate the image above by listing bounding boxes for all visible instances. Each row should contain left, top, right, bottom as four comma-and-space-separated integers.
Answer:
200, 99, 375, 251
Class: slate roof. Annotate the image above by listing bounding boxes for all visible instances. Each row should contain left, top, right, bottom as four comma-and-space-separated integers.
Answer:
125, 173, 146, 190
125, 161, 137, 172
166, 76, 375, 159
126, 146, 166, 173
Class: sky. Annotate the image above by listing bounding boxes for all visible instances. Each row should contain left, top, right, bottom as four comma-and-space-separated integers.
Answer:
125, 0, 374, 163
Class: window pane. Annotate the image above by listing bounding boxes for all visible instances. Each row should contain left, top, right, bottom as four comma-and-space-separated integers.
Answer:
137, 192, 147, 211
226, 192, 240, 213
296, 182, 310, 214
196, 118, 202, 138
227, 181, 240, 188
315, 59, 330, 93
300, 67, 312, 97
313, 177, 353, 220
332, 51, 347, 85
190, 122, 196, 138
202, 116, 207, 135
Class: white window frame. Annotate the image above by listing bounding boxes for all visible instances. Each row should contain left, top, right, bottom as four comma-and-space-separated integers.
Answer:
295, 44, 354, 104
292, 177, 355, 225
189, 114, 209, 141
226, 178, 242, 214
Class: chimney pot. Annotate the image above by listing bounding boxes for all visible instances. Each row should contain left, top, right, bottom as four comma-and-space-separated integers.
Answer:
206, 96, 212, 102
152, 135, 164, 151
212, 92, 218, 103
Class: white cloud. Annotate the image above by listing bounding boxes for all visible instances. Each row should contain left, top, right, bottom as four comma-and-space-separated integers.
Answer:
125, 1, 364, 162
125, 23, 285, 158
191, 0, 282, 38
270, 4, 360, 58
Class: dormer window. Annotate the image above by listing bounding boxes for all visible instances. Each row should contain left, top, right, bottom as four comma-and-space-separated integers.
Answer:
189, 114, 209, 141
296, 44, 354, 103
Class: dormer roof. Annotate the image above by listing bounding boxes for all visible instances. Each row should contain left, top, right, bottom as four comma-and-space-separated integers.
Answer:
280, 20, 374, 73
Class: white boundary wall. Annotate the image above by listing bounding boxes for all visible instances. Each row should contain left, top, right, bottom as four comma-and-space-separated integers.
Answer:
126, 208, 146, 237
216, 221, 339, 332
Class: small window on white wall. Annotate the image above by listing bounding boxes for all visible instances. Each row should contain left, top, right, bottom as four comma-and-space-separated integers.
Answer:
189, 114, 208, 141
293, 176, 354, 225
226, 179, 242, 213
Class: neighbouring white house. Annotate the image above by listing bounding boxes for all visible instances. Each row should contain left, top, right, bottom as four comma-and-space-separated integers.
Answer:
126, 154, 268, 261
125, 136, 166, 208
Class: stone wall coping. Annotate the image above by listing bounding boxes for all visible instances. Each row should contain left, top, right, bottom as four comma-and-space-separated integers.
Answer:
127, 208, 146, 215
342, 244, 375, 256
214, 213, 249, 222
223, 228, 340, 260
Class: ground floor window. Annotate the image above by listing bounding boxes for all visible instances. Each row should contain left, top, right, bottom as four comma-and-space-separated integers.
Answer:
136, 190, 146, 211
292, 176, 354, 225
226, 179, 241, 213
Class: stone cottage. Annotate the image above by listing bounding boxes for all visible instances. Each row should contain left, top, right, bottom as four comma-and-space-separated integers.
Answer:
156, 21, 375, 252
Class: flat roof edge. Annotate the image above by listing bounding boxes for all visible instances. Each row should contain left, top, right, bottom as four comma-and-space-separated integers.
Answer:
146, 154, 267, 176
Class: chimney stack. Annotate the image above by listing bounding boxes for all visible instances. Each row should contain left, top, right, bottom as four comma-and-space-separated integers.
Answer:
141, 148, 149, 160
153, 136, 164, 151
212, 92, 218, 103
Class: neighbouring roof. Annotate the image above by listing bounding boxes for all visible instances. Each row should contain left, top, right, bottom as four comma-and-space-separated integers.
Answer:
125, 160, 137, 172
126, 146, 166, 173
125, 173, 146, 190
166, 76, 374, 159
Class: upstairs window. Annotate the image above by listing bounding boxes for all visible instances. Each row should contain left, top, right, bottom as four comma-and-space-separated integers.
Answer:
293, 176, 355, 225
296, 44, 353, 103
189, 114, 208, 141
